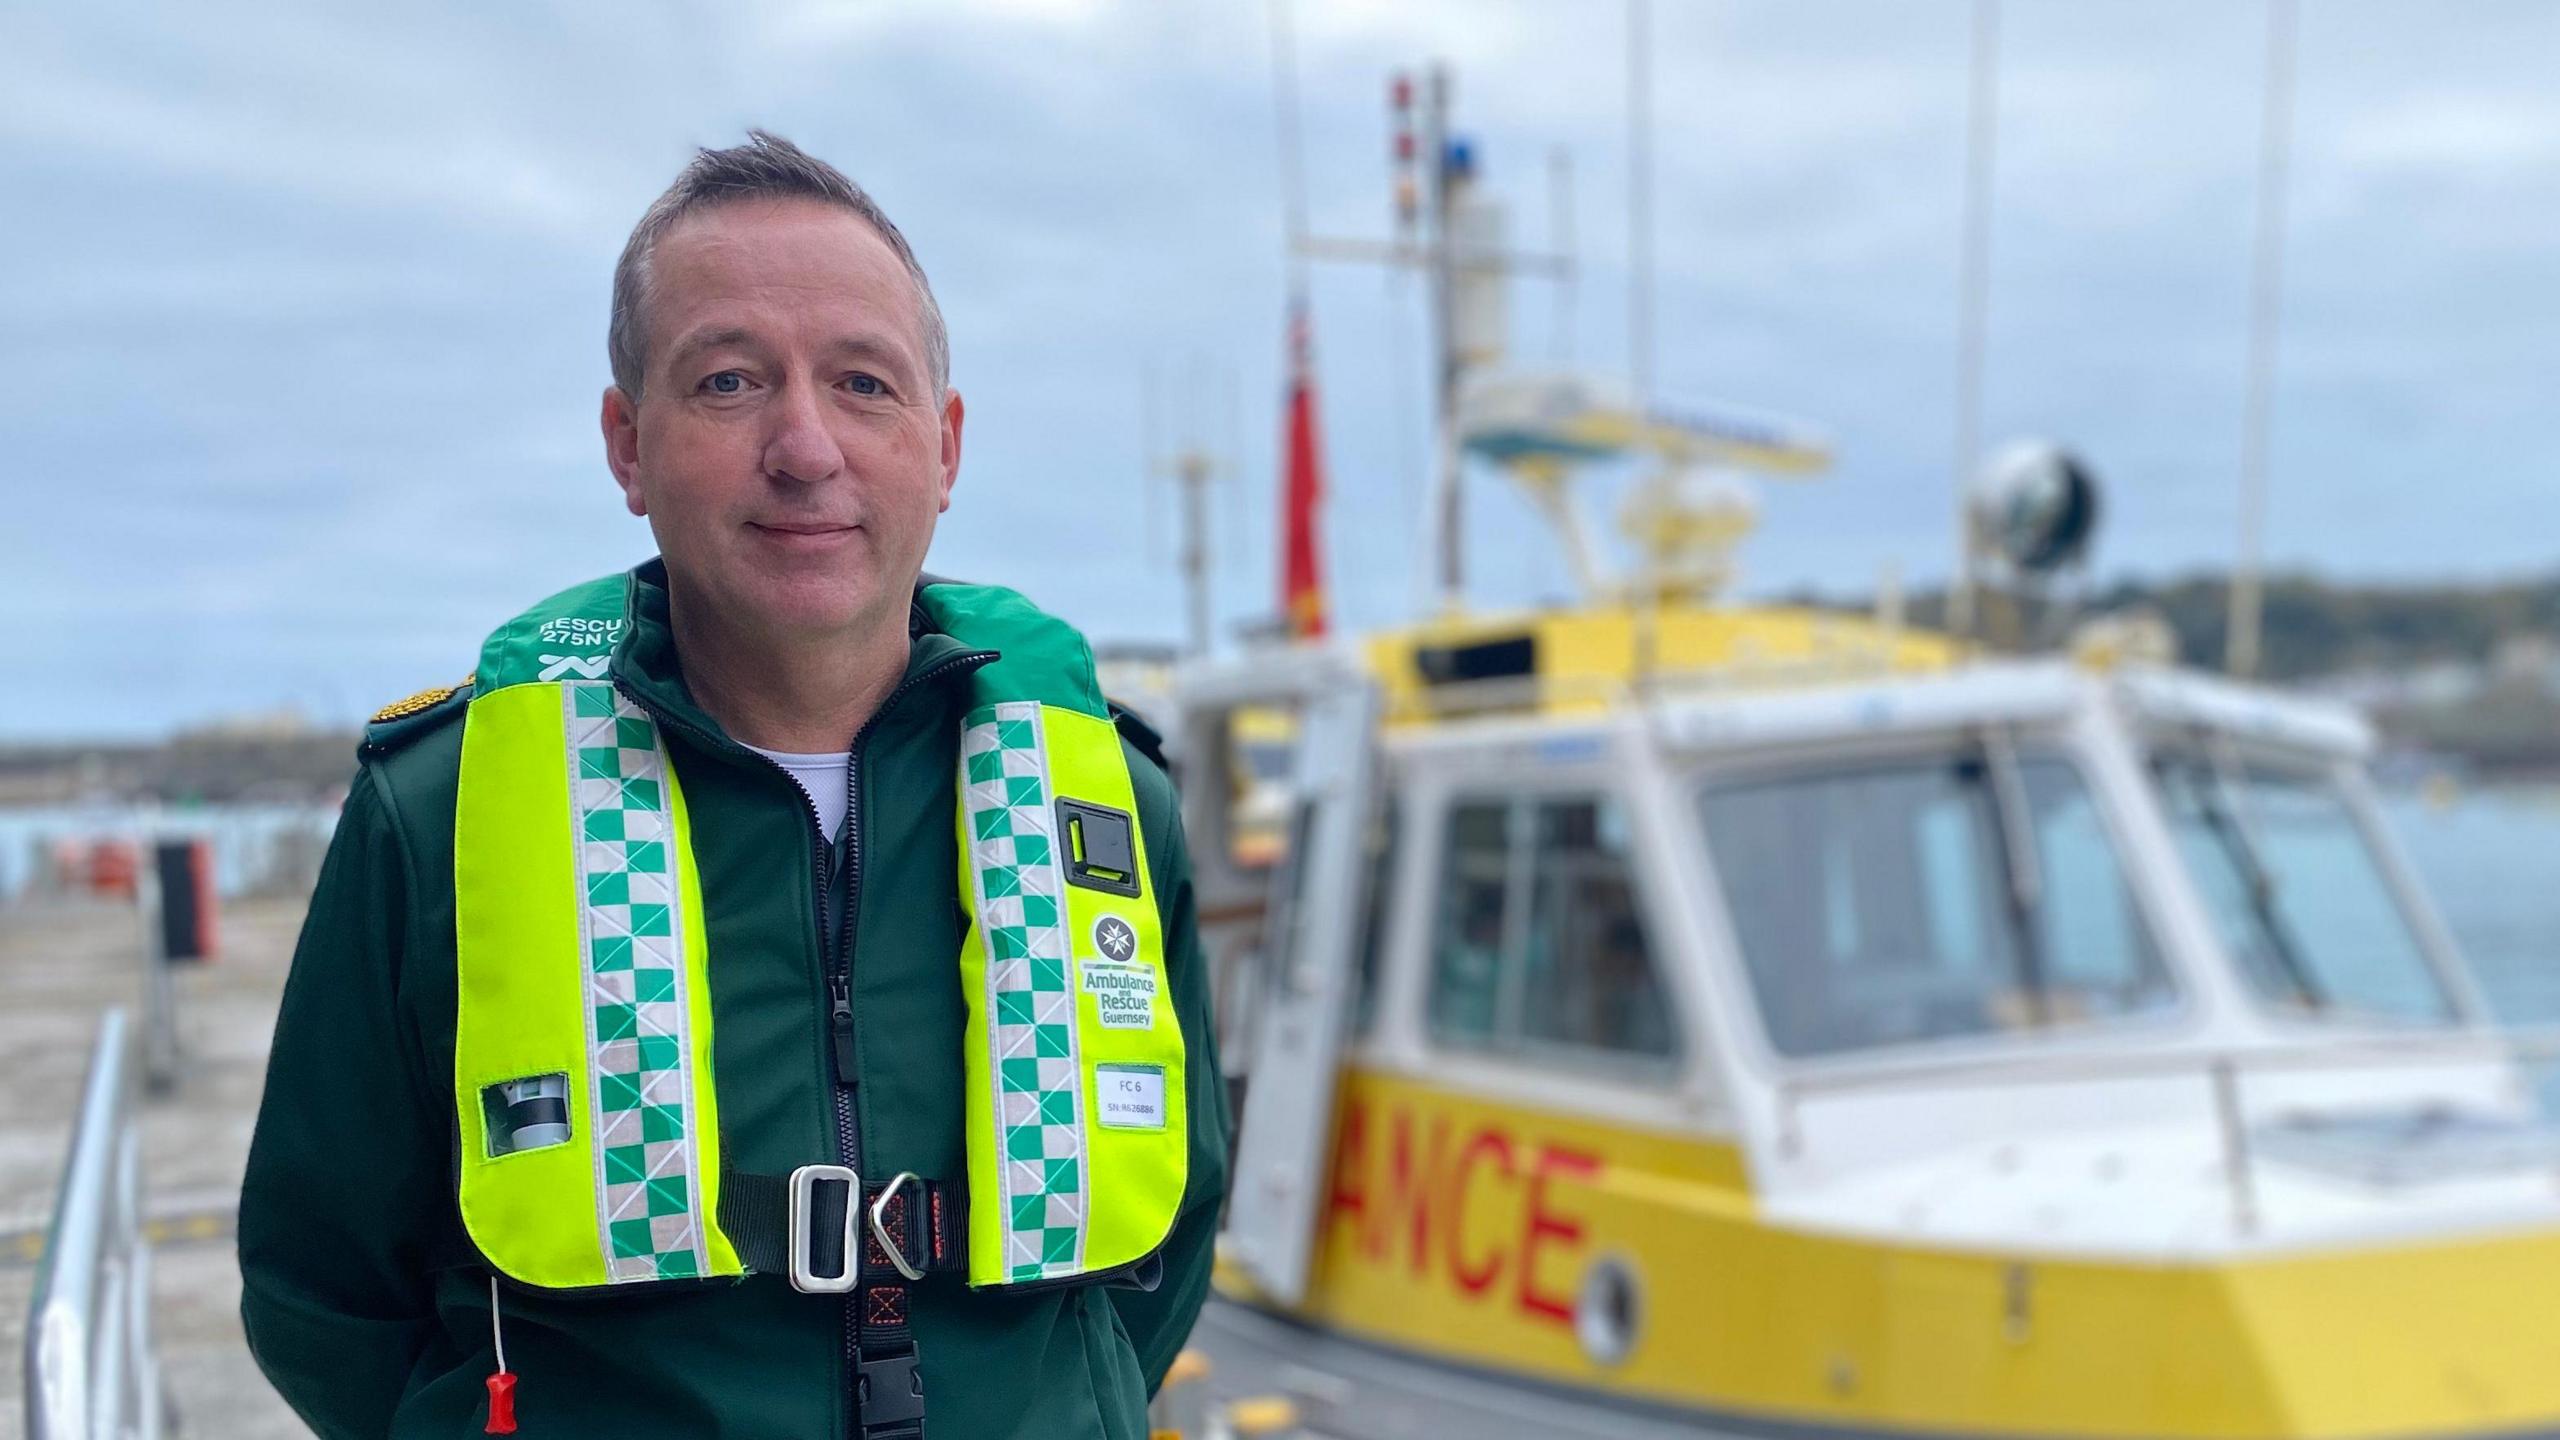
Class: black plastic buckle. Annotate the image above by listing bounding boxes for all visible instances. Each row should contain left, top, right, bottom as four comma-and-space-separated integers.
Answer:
856, 1348, 926, 1439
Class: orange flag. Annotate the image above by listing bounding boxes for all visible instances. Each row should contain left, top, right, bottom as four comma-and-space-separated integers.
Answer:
1280, 295, 1329, 639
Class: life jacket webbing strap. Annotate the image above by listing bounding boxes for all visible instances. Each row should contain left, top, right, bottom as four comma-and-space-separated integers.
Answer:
857, 1245, 925, 1440
714, 1170, 967, 1281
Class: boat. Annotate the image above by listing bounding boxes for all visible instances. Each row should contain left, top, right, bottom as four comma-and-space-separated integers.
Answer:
1131, 47, 2560, 1440
1171, 586, 2560, 1438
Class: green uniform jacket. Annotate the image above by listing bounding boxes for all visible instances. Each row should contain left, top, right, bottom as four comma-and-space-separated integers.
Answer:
237, 562, 1230, 1439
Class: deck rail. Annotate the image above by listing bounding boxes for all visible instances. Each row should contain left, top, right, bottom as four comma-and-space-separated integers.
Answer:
23, 1007, 168, 1440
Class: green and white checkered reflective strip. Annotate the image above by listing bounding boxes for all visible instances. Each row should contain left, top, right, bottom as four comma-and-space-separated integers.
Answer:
565, 681, 709, 1281
960, 700, 1088, 1281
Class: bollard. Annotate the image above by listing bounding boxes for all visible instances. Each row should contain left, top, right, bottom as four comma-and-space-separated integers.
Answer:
139, 837, 216, 1095
1148, 1348, 1213, 1439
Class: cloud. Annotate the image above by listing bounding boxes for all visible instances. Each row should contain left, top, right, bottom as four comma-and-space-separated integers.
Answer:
2, 0, 2556, 737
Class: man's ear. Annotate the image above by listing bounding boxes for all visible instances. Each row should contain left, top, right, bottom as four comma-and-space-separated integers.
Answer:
601, 386, 647, 517
935, 388, 964, 514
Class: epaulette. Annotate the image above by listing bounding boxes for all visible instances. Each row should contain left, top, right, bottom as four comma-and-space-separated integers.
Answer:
1107, 699, 1171, 777
361, 674, 475, 756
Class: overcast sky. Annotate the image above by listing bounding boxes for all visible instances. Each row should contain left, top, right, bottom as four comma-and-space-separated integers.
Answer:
5, 0, 2556, 738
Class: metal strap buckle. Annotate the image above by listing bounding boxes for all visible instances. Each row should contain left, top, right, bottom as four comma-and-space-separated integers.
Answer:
787, 1163, 861, 1294
868, 1171, 928, 1281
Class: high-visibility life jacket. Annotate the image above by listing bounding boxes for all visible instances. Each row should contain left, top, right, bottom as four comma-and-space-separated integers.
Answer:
446, 573, 1187, 1292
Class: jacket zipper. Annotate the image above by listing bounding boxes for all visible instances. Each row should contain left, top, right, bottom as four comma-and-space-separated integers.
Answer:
826, 649, 995, 1434
624, 652, 997, 1430
830, 649, 1000, 1126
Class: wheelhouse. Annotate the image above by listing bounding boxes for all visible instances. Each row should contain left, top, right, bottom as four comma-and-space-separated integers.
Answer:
1182, 642, 2551, 1294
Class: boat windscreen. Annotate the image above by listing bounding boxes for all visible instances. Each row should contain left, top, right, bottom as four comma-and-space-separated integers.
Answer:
1699, 752, 2177, 1057
2150, 752, 2455, 1026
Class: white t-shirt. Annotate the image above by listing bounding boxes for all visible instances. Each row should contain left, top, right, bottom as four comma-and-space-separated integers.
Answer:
748, 746, 852, 841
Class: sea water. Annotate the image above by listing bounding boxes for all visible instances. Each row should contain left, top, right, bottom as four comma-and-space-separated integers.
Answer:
2386, 786, 2560, 1024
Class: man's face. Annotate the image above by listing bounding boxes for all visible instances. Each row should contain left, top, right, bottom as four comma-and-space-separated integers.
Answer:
602, 197, 961, 644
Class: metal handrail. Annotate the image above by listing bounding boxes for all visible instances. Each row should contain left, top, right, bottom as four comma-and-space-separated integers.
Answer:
1774, 1022, 2560, 1103
23, 1008, 166, 1440
1769, 1023, 2560, 1239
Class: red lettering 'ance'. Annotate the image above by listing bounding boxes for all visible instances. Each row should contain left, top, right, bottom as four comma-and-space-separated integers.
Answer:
1518, 1143, 1601, 1324
1448, 1128, 1517, 1297
1325, 1096, 1369, 1236
1379, 1108, 1451, 1272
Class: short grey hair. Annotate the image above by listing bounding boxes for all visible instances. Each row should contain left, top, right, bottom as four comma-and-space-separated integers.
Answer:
608, 130, 949, 400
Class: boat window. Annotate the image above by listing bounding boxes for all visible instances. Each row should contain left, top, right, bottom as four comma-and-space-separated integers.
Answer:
1700, 753, 2175, 1058
1427, 794, 1677, 1064
2152, 754, 2453, 1025
1220, 705, 1299, 872
1517, 799, 1677, 1058
1428, 800, 1512, 1045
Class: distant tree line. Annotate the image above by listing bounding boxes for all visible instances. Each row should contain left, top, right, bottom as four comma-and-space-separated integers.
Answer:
2085, 571, 2560, 681
1783, 568, 2560, 777
1811, 570, 2560, 681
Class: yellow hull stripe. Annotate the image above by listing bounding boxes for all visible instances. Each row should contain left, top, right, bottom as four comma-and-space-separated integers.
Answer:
1268, 1067, 2560, 1440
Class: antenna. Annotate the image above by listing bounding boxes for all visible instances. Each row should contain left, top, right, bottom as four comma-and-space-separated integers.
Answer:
1550, 146, 1577, 364
1628, 0, 1654, 409
1143, 355, 1232, 658
1269, 0, 1311, 289
1947, 0, 2003, 644
2227, 0, 2299, 680
1223, 357, 1249, 579
1139, 361, 1162, 566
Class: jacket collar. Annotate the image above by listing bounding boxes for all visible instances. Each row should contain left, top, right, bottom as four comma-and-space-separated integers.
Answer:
612, 558, 984, 755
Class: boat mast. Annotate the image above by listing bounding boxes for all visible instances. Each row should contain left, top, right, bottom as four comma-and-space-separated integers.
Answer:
1420, 67, 1463, 607
1175, 445, 1218, 658
1269, 6, 1572, 615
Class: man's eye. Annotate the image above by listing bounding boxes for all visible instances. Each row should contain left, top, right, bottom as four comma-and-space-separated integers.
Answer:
702, 371, 748, 396
845, 373, 884, 397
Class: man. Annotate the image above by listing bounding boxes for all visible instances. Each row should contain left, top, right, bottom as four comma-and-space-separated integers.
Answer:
239, 132, 1229, 1439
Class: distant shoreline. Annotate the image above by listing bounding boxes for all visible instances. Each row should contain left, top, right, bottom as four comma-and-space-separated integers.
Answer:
0, 731, 356, 808
2, 725, 2554, 809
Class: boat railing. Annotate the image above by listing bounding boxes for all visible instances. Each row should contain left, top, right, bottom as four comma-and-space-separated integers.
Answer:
1769, 1025, 2560, 1237
22, 1007, 169, 1440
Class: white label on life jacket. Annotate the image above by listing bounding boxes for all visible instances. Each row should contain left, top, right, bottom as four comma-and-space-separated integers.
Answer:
1079, 959, 1157, 1030
1095, 1065, 1166, 1130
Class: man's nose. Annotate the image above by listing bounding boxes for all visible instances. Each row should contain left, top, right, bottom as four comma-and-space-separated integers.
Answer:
760, 379, 843, 485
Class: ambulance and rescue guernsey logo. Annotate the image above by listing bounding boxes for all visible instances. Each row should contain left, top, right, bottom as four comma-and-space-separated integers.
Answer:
1079, 915, 1155, 1029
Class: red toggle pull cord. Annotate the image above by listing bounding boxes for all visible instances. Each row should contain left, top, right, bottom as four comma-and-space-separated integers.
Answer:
485, 1276, 519, 1434
484, 1372, 518, 1434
